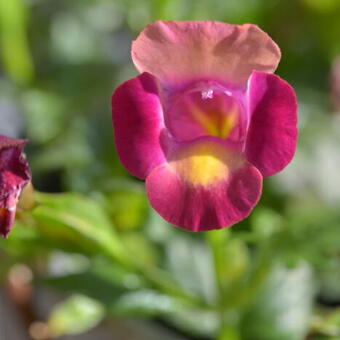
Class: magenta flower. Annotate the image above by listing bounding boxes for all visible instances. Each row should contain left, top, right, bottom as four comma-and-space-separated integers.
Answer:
112, 21, 297, 232
0, 135, 31, 238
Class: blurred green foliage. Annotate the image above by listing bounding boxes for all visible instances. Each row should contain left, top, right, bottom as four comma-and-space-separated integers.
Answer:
48, 294, 105, 337
2, 0, 340, 339
0, 0, 33, 84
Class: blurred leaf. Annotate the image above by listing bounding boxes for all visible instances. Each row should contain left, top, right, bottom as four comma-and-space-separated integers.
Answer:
48, 294, 105, 337
121, 232, 159, 267
51, 12, 101, 63
0, 0, 33, 84
81, 1, 123, 33
302, 0, 340, 13
111, 289, 180, 317
48, 251, 90, 277
92, 259, 144, 290
33, 193, 128, 265
145, 209, 176, 244
313, 309, 340, 337
241, 262, 315, 340
218, 326, 241, 340
107, 187, 148, 231
41, 270, 125, 305
0, 220, 42, 258
32, 118, 92, 172
318, 258, 340, 303
21, 90, 66, 143
167, 304, 219, 338
251, 208, 283, 240
279, 203, 340, 267
206, 230, 250, 298
125, 0, 152, 32
110, 288, 215, 337
0, 221, 41, 279
166, 235, 216, 304
219, 238, 249, 292
300, 0, 340, 59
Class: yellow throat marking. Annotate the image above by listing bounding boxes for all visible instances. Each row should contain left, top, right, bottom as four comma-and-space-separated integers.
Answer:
169, 142, 234, 186
190, 104, 238, 139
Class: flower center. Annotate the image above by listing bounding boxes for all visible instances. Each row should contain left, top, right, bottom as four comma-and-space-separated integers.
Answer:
166, 82, 245, 142
169, 141, 242, 186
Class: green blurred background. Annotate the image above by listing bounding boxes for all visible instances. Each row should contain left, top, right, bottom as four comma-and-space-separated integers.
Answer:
2, 0, 340, 339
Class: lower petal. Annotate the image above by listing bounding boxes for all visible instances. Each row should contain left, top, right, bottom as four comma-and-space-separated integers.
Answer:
146, 138, 262, 231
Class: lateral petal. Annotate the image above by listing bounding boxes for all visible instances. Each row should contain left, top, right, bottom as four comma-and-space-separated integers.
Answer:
245, 71, 298, 177
112, 72, 167, 179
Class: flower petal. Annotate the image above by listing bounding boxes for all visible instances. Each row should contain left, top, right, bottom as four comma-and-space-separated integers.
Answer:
146, 138, 262, 231
245, 71, 298, 177
0, 135, 31, 238
132, 21, 281, 88
112, 72, 167, 179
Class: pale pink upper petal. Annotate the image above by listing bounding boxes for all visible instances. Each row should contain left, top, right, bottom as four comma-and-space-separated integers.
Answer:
245, 71, 298, 177
146, 137, 262, 231
111, 72, 167, 179
132, 21, 281, 88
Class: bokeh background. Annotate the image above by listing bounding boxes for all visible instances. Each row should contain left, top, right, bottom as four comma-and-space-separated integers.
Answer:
1, 0, 340, 339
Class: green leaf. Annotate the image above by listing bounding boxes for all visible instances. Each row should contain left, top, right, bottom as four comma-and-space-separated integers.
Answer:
111, 289, 217, 336
302, 0, 340, 13
121, 232, 159, 267
251, 208, 283, 240
167, 304, 219, 338
165, 235, 216, 304
106, 187, 148, 231
206, 230, 249, 298
0, 0, 33, 84
33, 193, 128, 265
111, 289, 181, 317
313, 309, 340, 337
218, 326, 241, 340
41, 271, 124, 306
21, 90, 66, 143
241, 262, 315, 340
48, 294, 105, 337
145, 209, 176, 243
31, 118, 92, 172
40, 260, 144, 305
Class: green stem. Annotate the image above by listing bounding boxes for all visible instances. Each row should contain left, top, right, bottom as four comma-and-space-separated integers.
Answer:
205, 231, 241, 340
224, 241, 272, 310
205, 230, 226, 301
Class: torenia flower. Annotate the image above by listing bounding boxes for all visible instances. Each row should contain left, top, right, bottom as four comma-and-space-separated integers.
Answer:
0, 135, 31, 238
112, 21, 297, 231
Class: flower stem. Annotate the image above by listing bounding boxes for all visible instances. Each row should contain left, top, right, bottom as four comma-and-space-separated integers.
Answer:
205, 231, 241, 340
